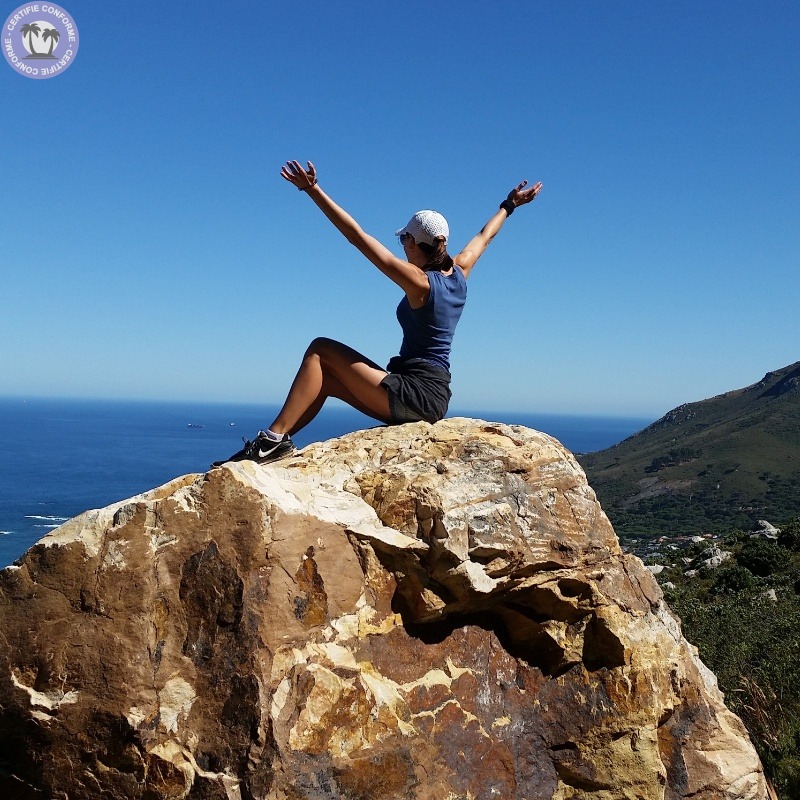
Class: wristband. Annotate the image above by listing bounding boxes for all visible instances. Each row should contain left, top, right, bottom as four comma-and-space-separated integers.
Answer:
499, 199, 515, 216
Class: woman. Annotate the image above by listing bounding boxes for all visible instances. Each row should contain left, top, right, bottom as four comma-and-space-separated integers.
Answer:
213, 160, 542, 466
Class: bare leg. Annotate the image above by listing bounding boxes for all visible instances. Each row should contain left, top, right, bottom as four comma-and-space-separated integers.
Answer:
269, 338, 392, 436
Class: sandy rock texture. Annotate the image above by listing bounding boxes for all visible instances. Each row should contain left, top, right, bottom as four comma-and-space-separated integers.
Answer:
0, 418, 766, 799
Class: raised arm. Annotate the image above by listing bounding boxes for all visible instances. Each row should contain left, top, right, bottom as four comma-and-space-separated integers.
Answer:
455, 180, 543, 279
280, 160, 429, 300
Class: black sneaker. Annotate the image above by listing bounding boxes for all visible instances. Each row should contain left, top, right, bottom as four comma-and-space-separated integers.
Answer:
211, 431, 295, 468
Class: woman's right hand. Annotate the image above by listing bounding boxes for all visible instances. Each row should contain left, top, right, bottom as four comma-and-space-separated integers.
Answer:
280, 160, 318, 191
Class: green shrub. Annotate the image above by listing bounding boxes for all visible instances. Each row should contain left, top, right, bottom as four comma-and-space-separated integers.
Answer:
772, 756, 800, 798
779, 518, 800, 551
736, 539, 784, 577
712, 565, 755, 594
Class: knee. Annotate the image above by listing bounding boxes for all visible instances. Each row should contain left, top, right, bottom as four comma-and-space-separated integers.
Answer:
305, 337, 339, 359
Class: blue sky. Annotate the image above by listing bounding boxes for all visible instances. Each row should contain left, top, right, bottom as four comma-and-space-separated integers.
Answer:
2, 0, 798, 417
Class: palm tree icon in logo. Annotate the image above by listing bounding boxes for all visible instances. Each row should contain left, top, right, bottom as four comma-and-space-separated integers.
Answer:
20, 23, 41, 55
42, 28, 60, 56
21, 21, 59, 60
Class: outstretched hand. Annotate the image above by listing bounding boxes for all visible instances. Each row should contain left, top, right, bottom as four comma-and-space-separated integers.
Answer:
506, 180, 543, 208
280, 160, 318, 191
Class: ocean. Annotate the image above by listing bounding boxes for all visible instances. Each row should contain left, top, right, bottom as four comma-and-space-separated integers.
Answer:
0, 397, 653, 568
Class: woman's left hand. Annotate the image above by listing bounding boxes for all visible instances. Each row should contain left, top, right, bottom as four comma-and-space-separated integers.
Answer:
280, 160, 318, 191
506, 180, 543, 208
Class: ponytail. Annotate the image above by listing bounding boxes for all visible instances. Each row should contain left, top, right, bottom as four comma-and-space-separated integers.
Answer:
417, 237, 453, 272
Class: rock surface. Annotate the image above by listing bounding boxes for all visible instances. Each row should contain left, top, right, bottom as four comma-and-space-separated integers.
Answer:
694, 546, 733, 571
0, 418, 767, 799
751, 520, 780, 540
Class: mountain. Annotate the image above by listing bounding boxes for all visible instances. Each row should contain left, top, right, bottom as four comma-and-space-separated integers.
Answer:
578, 362, 800, 539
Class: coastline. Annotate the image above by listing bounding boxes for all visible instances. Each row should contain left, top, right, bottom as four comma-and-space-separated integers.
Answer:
0, 397, 653, 567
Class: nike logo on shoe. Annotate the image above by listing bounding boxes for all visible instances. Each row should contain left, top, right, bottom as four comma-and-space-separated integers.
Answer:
258, 435, 292, 460
212, 431, 294, 467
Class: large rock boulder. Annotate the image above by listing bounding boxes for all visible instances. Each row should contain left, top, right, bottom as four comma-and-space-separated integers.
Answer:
0, 418, 766, 799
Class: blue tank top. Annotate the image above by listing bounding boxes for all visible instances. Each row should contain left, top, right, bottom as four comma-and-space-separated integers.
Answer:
395, 267, 467, 372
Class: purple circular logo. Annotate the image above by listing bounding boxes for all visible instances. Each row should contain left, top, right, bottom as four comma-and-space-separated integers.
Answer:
3, 3, 79, 79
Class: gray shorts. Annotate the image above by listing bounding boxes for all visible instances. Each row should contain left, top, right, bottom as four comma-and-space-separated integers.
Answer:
380, 357, 452, 425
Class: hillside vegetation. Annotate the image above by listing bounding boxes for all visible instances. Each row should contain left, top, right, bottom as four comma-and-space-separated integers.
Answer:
656, 519, 800, 796
579, 362, 800, 539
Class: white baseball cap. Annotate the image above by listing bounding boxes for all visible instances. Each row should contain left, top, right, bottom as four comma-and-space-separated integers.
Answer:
396, 210, 449, 246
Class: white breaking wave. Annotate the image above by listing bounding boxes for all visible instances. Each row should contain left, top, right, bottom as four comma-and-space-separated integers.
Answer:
0, 531, 12, 536
34, 524, 63, 529
24, 515, 69, 522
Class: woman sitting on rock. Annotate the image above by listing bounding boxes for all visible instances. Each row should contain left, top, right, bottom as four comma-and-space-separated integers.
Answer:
213, 160, 542, 466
